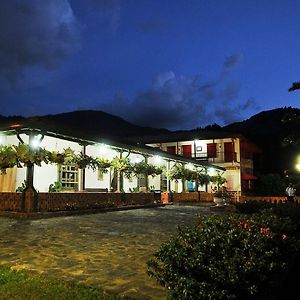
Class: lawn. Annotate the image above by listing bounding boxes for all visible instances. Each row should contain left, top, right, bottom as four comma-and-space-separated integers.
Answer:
0, 265, 129, 300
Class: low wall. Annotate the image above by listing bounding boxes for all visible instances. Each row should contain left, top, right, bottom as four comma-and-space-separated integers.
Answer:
38, 192, 156, 212
0, 192, 22, 211
161, 192, 214, 204
240, 196, 300, 204
0, 192, 157, 213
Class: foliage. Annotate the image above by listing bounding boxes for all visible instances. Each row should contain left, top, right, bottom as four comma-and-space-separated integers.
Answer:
16, 180, 27, 192
0, 265, 126, 300
213, 186, 231, 199
168, 164, 211, 184
15, 144, 49, 166
111, 157, 130, 172
235, 200, 275, 214
48, 181, 62, 193
72, 152, 99, 170
132, 161, 163, 177
288, 81, 300, 92
0, 145, 19, 173
147, 212, 299, 300
96, 158, 111, 174
129, 187, 140, 193
47, 151, 66, 164
211, 172, 226, 189
253, 173, 286, 196
235, 201, 300, 239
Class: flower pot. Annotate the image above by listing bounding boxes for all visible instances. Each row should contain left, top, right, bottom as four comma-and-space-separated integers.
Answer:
213, 196, 224, 206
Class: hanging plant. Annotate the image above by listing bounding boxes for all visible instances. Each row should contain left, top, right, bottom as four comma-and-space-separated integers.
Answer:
111, 157, 131, 172
15, 144, 49, 167
196, 173, 212, 185
62, 148, 76, 165
168, 164, 190, 180
0, 145, 18, 174
132, 161, 163, 177
111, 157, 133, 179
96, 157, 111, 174
211, 172, 227, 191
47, 151, 66, 164
72, 152, 99, 170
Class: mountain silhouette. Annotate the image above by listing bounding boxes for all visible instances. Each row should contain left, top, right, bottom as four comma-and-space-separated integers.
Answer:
0, 110, 169, 139
223, 107, 300, 174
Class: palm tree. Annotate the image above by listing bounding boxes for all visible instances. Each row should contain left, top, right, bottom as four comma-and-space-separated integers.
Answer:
288, 81, 300, 92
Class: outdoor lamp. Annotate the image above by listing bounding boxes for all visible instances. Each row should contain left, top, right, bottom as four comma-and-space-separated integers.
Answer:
98, 143, 108, 155
30, 134, 43, 149
296, 156, 300, 172
132, 156, 143, 163
153, 155, 163, 165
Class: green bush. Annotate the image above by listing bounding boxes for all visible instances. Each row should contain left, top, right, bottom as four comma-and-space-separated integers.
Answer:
235, 200, 275, 214
147, 213, 299, 300
48, 181, 62, 192
253, 174, 285, 196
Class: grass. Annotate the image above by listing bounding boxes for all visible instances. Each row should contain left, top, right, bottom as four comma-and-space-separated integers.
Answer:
0, 265, 129, 300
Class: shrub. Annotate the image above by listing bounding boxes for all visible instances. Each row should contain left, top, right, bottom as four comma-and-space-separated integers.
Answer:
48, 181, 62, 192
253, 174, 285, 196
147, 213, 299, 300
235, 200, 275, 214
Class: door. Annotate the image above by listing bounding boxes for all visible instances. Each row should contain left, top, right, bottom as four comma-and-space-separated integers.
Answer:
182, 145, 192, 157
224, 142, 234, 162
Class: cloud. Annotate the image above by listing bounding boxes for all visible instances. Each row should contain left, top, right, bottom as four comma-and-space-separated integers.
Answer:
224, 53, 244, 68
0, 0, 81, 82
97, 57, 257, 130
87, 0, 121, 33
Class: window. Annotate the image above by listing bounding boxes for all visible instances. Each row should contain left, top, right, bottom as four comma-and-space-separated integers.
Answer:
59, 165, 79, 190
224, 142, 235, 162
138, 174, 146, 189
207, 143, 217, 158
167, 146, 176, 155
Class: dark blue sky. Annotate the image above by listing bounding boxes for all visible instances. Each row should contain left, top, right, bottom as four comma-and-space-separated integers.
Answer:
0, 0, 299, 130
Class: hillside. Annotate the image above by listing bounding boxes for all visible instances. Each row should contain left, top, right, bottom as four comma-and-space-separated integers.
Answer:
224, 107, 300, 174
0, 110, 169, 139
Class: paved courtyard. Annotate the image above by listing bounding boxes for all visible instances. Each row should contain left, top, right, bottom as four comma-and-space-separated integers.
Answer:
0, 205, 214, 300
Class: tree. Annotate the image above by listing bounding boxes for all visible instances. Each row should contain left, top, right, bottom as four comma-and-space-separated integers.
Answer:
288, 81, 300, 92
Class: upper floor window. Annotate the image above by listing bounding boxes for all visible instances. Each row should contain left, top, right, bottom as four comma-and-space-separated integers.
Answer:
181, 144, 192, 157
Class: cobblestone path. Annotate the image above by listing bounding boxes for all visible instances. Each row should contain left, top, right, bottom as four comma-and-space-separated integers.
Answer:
0, 205, 213, 299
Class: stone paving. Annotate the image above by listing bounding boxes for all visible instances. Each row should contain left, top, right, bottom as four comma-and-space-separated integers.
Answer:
0, 205, 214, 300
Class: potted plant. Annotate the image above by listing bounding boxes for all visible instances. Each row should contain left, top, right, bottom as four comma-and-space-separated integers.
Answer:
213, 186, 231, 206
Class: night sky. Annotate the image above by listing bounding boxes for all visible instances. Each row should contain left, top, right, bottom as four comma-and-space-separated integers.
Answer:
0, 0, 299, 130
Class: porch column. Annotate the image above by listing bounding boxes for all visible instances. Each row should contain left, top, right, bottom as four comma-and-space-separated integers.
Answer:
117, 151, 123, 192
167, 160, 170, 192
144, 155, 149, 191
81, 144, 86, 191
22, 134, 38, 212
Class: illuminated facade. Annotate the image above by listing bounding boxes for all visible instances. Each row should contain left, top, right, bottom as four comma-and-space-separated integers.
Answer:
141, 131, 260, 195
0, 127, 223, 193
